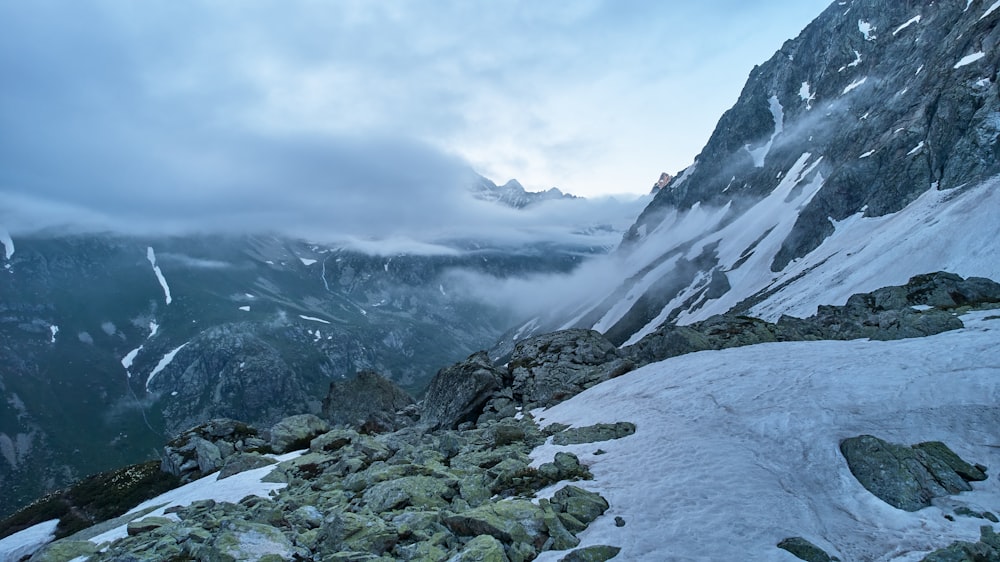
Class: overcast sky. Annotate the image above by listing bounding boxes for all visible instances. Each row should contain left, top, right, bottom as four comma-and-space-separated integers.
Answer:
0, 0, 830, 240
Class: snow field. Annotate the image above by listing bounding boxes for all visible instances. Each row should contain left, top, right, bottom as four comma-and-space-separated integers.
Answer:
531, 311, 1000, 561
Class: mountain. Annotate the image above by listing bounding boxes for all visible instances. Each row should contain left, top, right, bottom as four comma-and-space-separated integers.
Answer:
512, 0, 1000, 346
471, 177, 578, 209
0, 229, 604, 518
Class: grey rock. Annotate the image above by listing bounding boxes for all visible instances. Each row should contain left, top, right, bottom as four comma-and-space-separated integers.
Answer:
559, 545, 622, 562
777, 537, 839, 562
217, 452, 276, 480
421, 351, 504, 429
446, 534, 510, 562
551, 423, 636, 446
550, 485, 609, 526
125, 516, 174, 536
269, 414, 330, 454
507, 330, 626, 408
840, 435, 986, 511
323, 370, 416, 433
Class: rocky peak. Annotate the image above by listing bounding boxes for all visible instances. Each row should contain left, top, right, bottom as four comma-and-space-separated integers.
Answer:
650, 172, 673, 192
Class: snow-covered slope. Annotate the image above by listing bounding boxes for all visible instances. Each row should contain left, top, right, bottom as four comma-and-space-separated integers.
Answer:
531, 309, 1000, 561
534, 0, 1000, 346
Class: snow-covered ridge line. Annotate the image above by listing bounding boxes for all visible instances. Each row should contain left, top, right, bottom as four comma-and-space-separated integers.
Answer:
146, 247, 173, 305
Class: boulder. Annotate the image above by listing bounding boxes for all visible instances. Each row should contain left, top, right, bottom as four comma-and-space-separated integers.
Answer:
777, 537, 839, 562
840, 435, 986, 511
448, 534, 511, 562
507, 330, 627, 408
421, 351, 504, 429
444, 500, 548, 548
322, 370, 416, 433
217, 452, 276, 480
269, 414, 331, 454
551, 423, 636, 446
160, 418, 264, 482
559, 545, 622, 562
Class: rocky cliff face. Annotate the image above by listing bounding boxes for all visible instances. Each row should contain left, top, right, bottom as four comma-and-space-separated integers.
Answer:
529, 0, 1000, 346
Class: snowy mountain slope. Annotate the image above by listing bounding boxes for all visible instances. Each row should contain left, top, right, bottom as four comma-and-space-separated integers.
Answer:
530, 309, 1000, 561
527, 0, 1000, 345
0, 233, 596, 518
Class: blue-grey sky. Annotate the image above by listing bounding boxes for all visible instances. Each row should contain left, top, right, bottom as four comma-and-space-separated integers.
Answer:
0, 0, 830, 239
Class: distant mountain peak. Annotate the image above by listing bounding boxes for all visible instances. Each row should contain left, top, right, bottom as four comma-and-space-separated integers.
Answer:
472, 175, 578, 209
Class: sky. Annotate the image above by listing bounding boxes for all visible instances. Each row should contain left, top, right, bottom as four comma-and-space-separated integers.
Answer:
0, 0, 831, 241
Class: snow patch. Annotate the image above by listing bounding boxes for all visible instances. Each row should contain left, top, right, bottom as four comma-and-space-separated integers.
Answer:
298, 257, 317, 266
530, 321, 1000, 561
842, 77, 868, 95
798, 82, 815, 110
239, 305, 251, 312
148, 321, 159, 338
892, 14, 921, 35
859, 150, 875, 159
0, 519, 60, 561
916, 64, 924, 75
49, 325, 58, 343
743, 95, 784, 167
907, 141, 925, 156
954, 51, 986, 68
87, 452, 300, 546
858, 20, 876, 40
299, 315, 331, 324
0, 227, 13, 260
982, 1, 1000, 20
146, 247, 173, 305
121, 346, 142, 376
146, 343, 188, 391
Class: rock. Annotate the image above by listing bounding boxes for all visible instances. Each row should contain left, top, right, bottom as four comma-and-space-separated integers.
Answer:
125, 516, 174, 536
840, 435, 985, 511
323, 370, 416, 433
447, 534, 511, 562
161, 418, 262, 482
559, 545, 622, 562
217, 452, 276, 479
507, 330, 625, 408
550, 485, 609, 525
421, 351, 504, 429
444, 500, 548, 549
268, 414, 330, 454
777, 537, 839, 562
921, 526, 1000, 561
363, 475, 456, 512
212, 520, 299, 561
551, 423, 636, 446
310, 428, 360, 453
317, 511, 398, 556
27, 540, 99, 562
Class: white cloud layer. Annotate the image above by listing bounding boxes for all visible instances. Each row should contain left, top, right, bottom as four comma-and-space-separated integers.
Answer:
0, 0, 828, 242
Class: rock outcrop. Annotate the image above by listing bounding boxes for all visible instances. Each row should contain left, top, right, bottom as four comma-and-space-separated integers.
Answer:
160, 419, 268, 483
506, 329, 631, 409
420, 351, 504, 429
322, 370, 417, 433
628, 272, 1000, 366
840, 435, 987, 511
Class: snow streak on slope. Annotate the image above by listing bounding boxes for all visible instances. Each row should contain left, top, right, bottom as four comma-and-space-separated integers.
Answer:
597, 153, 824, 343
744, 96, 785, 167
532, 311, 1000, 561
749, 176, 1000, 320
146, 247, 173, 305
146, 343, 188, 391
0, 227, 13, 260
